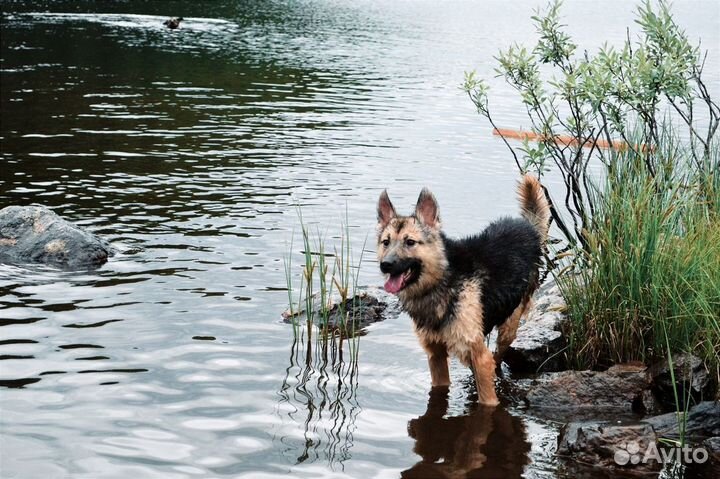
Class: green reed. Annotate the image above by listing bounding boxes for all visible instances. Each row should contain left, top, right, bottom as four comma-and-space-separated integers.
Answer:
283, 206, 366, 366
555, 126, 720, 387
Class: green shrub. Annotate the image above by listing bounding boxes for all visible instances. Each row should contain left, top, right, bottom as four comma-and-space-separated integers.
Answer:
463, 0, 719, 249
464, 0, 720, 384
557, 132, 720, 379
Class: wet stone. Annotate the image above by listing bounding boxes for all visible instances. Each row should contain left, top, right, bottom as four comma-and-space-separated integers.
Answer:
642, 401, 720, 441
503, 280, 568, 373
282, 287, 400, 335
558, 421, 660, 475
0, 205, 113, 269
522, 363, 652, 412
688, 437, 720, 479
649, 353, 713, 410
703, 436, 720, 457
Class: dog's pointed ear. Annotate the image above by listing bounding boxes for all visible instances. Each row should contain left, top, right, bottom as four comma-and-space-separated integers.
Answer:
377, 190, 396, 229
415, 188, 440, 229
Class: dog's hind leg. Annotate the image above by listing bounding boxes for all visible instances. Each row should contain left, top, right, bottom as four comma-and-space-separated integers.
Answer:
423, 341, 450, 387
493, 298, 531, 364
471, 339, 499, 406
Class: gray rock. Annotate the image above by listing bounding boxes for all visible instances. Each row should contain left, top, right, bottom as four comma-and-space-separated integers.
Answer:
0, 205, 113, 269
503, 280, 567, 373
642, 401, 720, 440
640, 389, 665, 416
523, 363, 651, 411
649, 353, 713, 410
558, 421, 660, 474
701, 436, 720, 455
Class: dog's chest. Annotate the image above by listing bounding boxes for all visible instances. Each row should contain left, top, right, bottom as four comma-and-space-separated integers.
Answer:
415, 320, 482, 365
406, 279, 485, 363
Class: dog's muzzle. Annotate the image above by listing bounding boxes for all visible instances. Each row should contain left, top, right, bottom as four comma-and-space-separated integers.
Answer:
379, 256, 421, 294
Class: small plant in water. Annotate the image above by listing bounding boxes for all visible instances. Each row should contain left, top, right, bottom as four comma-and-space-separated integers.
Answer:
278, 207, 367, 468
283, 206, 367, 365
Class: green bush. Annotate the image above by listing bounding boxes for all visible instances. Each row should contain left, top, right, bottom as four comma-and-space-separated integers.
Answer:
557, 131, 719, 378
464, 0, 720, 381
464, 0, 719, 249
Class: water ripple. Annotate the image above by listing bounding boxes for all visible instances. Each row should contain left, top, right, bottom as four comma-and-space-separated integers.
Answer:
1, 1, 718, 478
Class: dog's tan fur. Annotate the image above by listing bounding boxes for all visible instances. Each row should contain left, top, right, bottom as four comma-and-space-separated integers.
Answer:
517, 175, 550, 242
416, 279, 484, 368
494, 298, 532, 364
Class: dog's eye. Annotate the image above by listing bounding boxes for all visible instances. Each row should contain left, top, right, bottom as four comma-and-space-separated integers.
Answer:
382, 239, 390, 248
405, 239, 416, 247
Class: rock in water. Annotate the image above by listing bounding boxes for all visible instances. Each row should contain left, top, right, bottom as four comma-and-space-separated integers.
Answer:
0, 205, 113, 269
522, 363, 652, 411
163, 17, 183, 29
502, 280, 568, 372
558, 422, 660, 475
281, 287, 399, 336
690, 437, 720, 479
642, 401, 720, 440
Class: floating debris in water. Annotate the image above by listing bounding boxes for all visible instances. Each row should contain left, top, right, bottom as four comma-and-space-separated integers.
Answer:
163, 17, 183, 30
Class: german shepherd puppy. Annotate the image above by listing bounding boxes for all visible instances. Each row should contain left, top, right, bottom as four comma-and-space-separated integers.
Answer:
376, 175, 550, 406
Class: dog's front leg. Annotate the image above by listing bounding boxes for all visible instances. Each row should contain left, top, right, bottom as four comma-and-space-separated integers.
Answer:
471, 340, 499, 406
424, 341, 450, 387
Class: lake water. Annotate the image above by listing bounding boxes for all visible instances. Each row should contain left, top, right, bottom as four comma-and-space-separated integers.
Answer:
1, 1, 718, 478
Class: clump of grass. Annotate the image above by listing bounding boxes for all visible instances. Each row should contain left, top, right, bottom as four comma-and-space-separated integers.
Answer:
556, 126, 720, 387
283, 207, 366, 365
278, 210, 365, 467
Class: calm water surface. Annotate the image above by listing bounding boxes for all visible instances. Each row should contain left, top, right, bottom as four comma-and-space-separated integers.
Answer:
1, 1, 718, 478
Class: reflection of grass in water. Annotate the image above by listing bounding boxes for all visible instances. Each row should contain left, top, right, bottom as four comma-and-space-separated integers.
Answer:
277, 338, 361, 468
277, 206, 366, 468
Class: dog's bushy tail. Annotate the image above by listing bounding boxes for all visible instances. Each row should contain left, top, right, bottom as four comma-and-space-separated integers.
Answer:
518, 174, 551, 242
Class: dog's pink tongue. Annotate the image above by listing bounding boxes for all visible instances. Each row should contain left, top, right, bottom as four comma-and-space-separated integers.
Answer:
384, 275, 404, 294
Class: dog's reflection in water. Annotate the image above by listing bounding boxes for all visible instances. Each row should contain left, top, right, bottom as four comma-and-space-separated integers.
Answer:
402, 387, 530, 479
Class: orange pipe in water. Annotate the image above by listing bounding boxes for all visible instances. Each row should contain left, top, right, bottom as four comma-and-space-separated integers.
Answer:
492, 128, 636, 151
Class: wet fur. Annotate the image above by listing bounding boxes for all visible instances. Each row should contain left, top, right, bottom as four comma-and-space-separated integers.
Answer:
377, 175, 550, 405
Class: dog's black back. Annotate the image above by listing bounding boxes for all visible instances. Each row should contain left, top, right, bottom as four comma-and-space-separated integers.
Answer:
443, 217, 542, 335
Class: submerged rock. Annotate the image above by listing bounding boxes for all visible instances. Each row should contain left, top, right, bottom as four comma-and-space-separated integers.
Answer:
642, 401, 720, 441
503, 280, 567, 373
0, 205, 113, 269
282, 287, 399, 335
558, 421, 660, 475
558, 403, 720, 476
703, 436, 720, 459
522, 363, 652, 411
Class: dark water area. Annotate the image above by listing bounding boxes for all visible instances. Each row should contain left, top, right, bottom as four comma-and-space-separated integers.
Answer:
1, 1, 718, 478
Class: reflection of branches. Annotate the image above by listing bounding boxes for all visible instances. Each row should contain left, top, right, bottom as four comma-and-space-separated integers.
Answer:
275, 332, 361, 470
